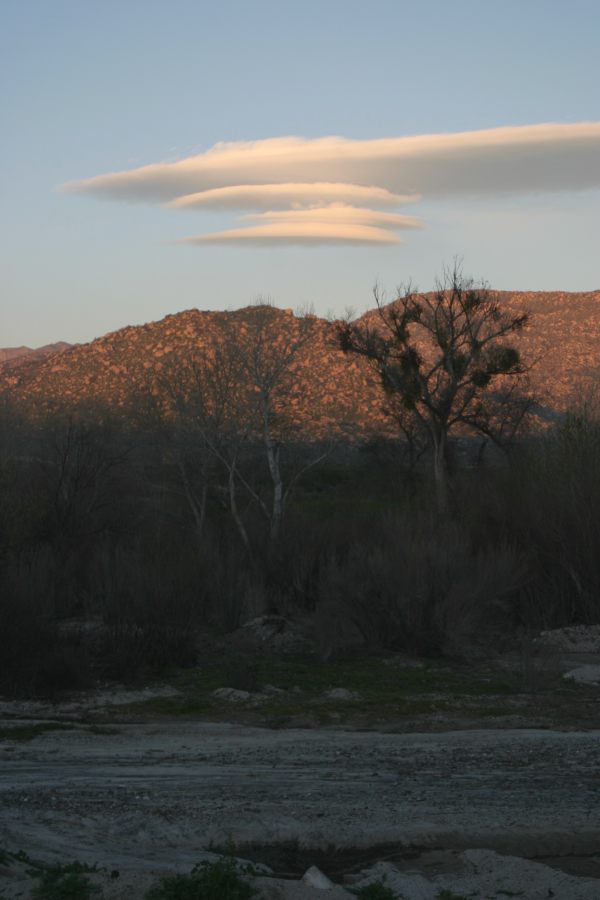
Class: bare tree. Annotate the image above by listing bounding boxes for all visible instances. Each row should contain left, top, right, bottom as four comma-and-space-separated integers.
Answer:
337, 263, 532, 509
148, 336, 253, 553
224, 302, 331, 543
153, 302, 335, 553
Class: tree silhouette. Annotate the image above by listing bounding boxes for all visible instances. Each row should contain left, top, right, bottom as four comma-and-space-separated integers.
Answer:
337, 263, 531, 508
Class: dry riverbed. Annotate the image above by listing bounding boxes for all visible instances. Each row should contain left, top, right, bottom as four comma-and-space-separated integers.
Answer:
1, 721, 600, 898
1, 646, 600, 897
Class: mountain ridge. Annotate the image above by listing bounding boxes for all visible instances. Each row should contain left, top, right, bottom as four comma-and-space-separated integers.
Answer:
2, 292, 600, 433
0, 341, 72, 368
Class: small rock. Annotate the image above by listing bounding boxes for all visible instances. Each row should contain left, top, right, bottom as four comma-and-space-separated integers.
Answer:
262, 684, 286, 695
322, 688, 360, 701
302, 865, 335, 889
238, 615, 315, 657
212, 687, 254, 703
539, 624, 600, 653
563, 664, 600, 685
351, 863, 435, 900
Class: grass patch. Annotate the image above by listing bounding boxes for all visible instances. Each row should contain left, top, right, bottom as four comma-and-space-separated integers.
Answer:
116, 656, 519, 727
31, 870, 98, 900
0, 722, 77, 742
85, 724, 121, 735
351, 878, 395, 899
27, 861, 100, 900
146, 856, 256, 900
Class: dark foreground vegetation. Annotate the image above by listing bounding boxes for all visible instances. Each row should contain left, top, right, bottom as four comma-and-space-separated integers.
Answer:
1, 393, 600, 697
1, 268, 597, 698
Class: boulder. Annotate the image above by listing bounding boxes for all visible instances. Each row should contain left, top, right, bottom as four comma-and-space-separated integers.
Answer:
301, 866, 335, 890
237, 616, 315, 657
538, 624, 600, 653
322, 688, 360, 702
563, 664, 600, 685
212, 687, 256, 703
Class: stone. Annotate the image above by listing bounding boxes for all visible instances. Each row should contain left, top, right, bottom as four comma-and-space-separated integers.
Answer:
239, 616, 315, 657
322, 688, 360, 701
563, 664, 600, 685
351, 862, 436, 900
211, 687, 254, 703
301, 866, 335, 890
538, 624, 600, 653
262, 684, 287, 695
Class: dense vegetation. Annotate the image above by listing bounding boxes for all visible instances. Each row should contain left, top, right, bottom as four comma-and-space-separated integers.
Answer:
1, 391, 600, 696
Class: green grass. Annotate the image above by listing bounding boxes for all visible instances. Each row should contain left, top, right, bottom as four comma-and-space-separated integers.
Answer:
1, 850, 101, 898
146, 856, 256, 900
28, 862, 100, 900
0, 723, 121, 743
0, 722, 77, 742
351, 878, 395, 899
31, 870, 98, 900
115, 656, 519, 727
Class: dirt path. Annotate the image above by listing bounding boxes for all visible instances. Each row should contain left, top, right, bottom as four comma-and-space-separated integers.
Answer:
2, 722, 600, 873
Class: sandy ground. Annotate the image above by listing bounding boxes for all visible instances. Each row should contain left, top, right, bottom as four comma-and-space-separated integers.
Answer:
1, 721, 600, 898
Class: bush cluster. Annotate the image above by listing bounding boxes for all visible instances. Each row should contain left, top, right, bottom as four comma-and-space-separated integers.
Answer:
2, 401, 600, 693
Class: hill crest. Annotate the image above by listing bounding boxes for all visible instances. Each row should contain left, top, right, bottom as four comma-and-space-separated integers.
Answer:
3, 292, 600, 433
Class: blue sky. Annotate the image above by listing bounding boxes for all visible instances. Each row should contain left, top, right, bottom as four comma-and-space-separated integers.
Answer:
2, 0, 599, 346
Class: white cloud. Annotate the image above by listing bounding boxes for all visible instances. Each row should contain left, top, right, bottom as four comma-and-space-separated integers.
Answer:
167, 182, 419, 210
178, 222, 403, 245
63, 124, 600, 201
242, 206, 422, 229
62, 122, 600, 246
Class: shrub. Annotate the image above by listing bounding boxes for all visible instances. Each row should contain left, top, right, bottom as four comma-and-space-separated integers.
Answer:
352, 878, 395, 899
146, 856, 256, 900
314, 513, 526, 659
31, 869, 98, 900
93, 544, 205, 679
0, 551, 92, 695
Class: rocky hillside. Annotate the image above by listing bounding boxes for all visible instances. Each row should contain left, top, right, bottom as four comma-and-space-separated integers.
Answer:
493, 290, 600, 410
1, 292, 599, 433
0, 308, 382, 435
0, 341, 71, 368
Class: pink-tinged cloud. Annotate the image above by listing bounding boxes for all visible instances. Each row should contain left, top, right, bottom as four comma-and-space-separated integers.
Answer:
243, 206, 422, 229
63, 123, 600, 202
167, 182, 419, 210
62, 123, 600, 247
178, 222, 403, 246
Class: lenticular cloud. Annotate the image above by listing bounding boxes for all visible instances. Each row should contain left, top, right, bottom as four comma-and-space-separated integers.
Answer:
63, 123, 600, 246
168, 183, 419, 211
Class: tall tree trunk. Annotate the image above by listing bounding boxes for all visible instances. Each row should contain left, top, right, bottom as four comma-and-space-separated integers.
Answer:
432, 428, 448, 513
262, 398, 284, 543
266, 441, 283, 542
228, 457, 252, 556
177, 458, 206, 545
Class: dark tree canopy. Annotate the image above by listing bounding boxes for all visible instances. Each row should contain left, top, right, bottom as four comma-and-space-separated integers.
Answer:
337, 263, 532, 507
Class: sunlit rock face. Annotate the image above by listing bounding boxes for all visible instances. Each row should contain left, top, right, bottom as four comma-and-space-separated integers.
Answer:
0, 342, 71, 368
1, 291, 599, 433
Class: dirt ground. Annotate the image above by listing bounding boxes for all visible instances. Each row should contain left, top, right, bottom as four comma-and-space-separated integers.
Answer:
2, 637, 600, 897
1, 720, 600, 897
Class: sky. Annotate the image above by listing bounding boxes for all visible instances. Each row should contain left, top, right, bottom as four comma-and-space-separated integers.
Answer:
1, 0, 600, 347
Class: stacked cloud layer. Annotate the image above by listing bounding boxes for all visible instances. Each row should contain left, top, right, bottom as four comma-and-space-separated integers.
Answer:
63, 123, 600, 246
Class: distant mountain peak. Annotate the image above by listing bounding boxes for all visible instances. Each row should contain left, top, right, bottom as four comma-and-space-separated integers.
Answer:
2, 292, 600, 431
0, 341, 72, 369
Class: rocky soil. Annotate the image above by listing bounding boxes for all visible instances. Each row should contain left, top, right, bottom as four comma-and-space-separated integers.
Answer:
2, 628, 600, 897
1, 721, 600, 898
